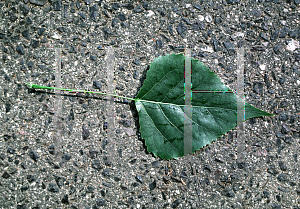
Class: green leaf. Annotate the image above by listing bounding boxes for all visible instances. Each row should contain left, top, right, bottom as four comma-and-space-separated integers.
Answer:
135, 53, 274, 160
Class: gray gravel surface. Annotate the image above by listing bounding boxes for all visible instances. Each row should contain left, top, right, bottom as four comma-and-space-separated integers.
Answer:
0, 0, 300, 208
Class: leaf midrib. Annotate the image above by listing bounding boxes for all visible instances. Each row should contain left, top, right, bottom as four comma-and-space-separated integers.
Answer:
136, 98, 238, 113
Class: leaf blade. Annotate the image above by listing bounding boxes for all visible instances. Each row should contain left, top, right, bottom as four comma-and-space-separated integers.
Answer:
135, 53, 274, 160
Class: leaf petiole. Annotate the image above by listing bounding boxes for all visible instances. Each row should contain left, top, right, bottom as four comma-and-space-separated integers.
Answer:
24, 82, 137, 101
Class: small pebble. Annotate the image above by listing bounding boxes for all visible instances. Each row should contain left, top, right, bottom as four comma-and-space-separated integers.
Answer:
205, 15, 212, 23
93, 81, 102, 89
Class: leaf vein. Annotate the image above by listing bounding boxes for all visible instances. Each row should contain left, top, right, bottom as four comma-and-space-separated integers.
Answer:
206, 108, 226, 133
161, 79, 184, 103
139, 102, 180, 153
140, 68, 178, 100
179, 107, 210, 139
158, 104, 183, 135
